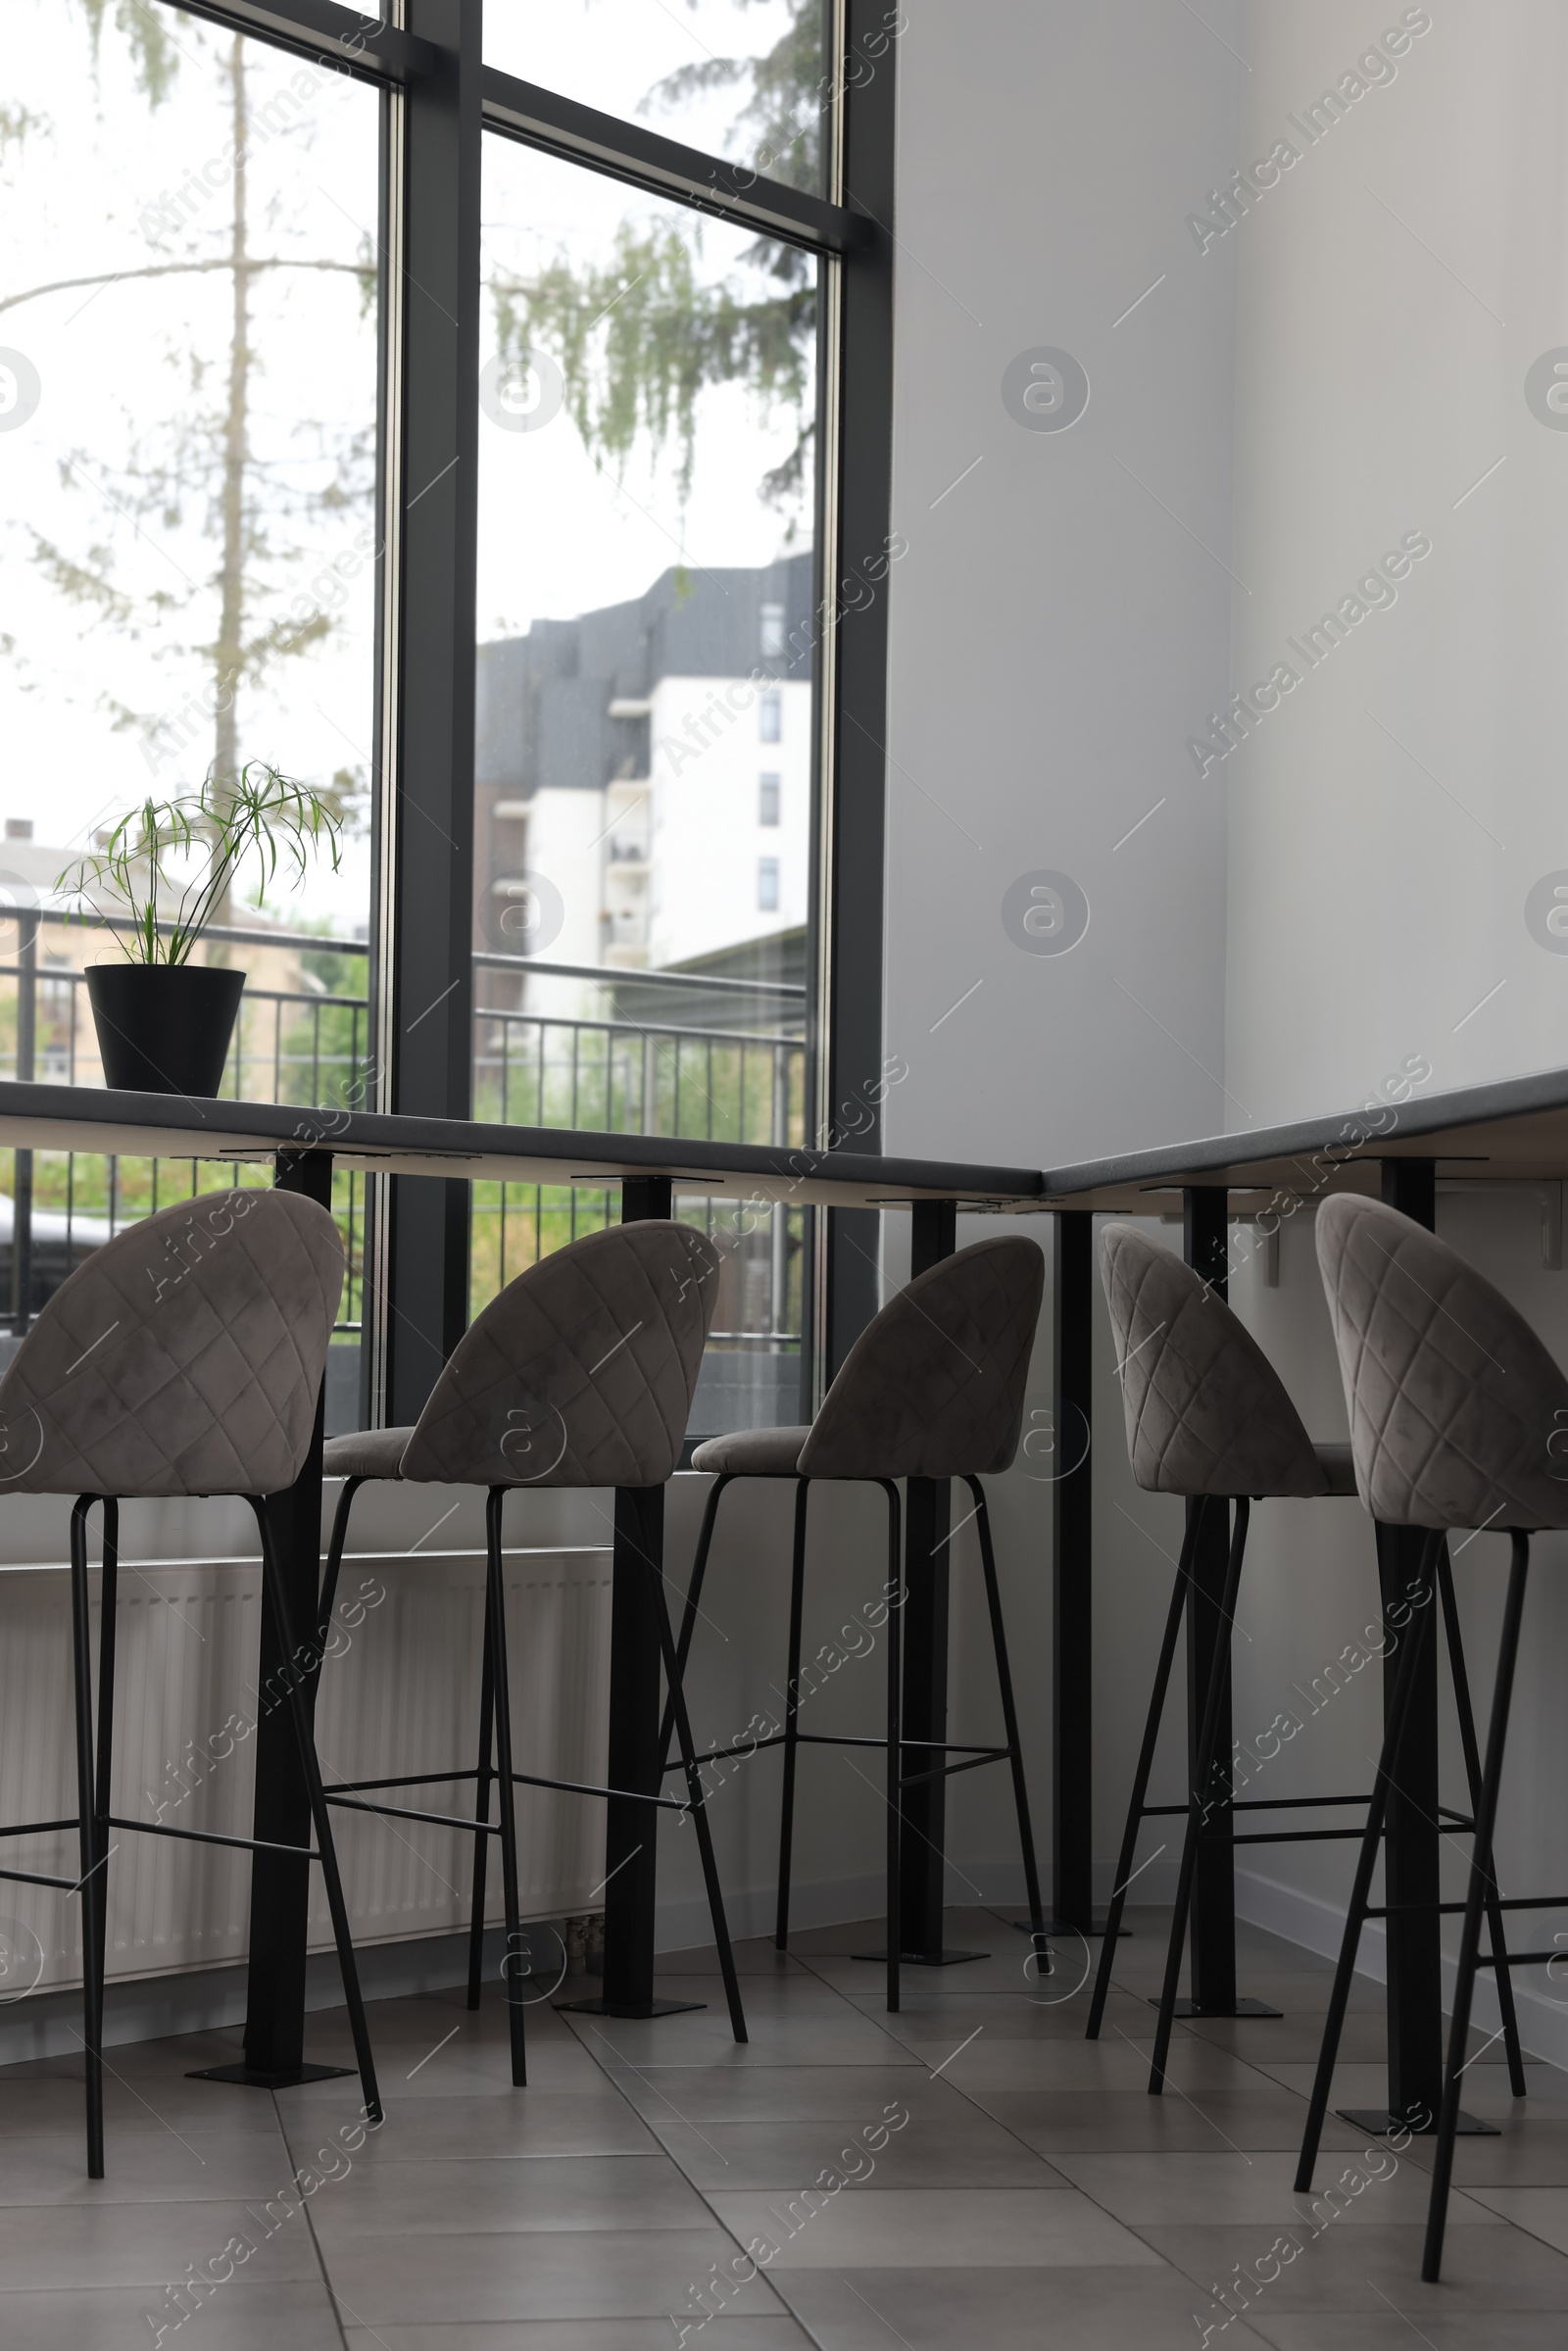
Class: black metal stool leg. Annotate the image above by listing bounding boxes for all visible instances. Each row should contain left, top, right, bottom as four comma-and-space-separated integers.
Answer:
775, 1477, 809, 1950
657, 1472, 731, 1776
317, 1476, 364, 1660
1150, 1495, 1248, 2094
965, 1476, 1048, 1977
1424, 1532, 1530, 2284
881, 1479, 903, 2016
1088, 1499, 1201, 2037
1295, 1532, 1437, 2192
484, 1489, 528, 2087
466, 1590, 497, 2012
1438, 1539, 1527, 2099
645, 1521, 748, 2043
69, 1496, 104, 2179
93, 1498, 119, 2004
253, 1497, 382, 2125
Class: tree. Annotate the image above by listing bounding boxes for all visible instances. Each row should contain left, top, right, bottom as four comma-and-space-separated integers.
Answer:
491, 0, 826, 520
2, 2, 374, 904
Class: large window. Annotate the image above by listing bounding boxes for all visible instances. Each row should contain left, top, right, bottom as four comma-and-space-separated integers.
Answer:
470, 111, 820, 1428
0, 0, 885, 1438
484, 0, 829, 193
0, 1, 378, 1420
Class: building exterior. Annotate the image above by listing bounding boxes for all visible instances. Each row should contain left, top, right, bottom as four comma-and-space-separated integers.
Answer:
473, 549, 814, 995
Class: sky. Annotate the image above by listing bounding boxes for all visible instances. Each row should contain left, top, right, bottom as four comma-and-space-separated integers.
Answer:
0, 0, 812, 935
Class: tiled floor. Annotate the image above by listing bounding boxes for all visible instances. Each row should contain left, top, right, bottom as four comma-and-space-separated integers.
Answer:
2, 1906, 1566, 2346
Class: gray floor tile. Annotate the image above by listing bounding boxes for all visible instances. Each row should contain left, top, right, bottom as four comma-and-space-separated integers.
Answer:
706, 2185, 1164, 2269
1463, 2184, 1568, 2253
563, 2008, 911, 2071
1247, 2318, 1568, 2349
310, 2153, 715, 2237
325, 2227, 791, 2326
974, 2086, 1370, 2158
1048, 2149, 1497, 2229
605, 2064, 973, 2127
341, 2326, 812, 2349
0, 2279, 345, 2349
278, 2085, 662, 2161
1142, 2218, 1568, 2311
0, 2197, 321, 2289
0, 2126, 294, 2204
644, 2109, 1065, 2189
770, 2263, 1274, 2350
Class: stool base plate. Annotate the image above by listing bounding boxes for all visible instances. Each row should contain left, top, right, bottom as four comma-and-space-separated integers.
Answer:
851, 1948, 988, 1966
556, 1996, 704, 2020
1339, 2105, 1499, 2138
1152, 1996, 1284, 2019
188, 2062, 354, 2089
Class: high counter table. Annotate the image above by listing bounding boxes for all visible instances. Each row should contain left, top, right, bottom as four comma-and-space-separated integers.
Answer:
0, 1081, 1043, 2071
1043, 1062, 1568, 2135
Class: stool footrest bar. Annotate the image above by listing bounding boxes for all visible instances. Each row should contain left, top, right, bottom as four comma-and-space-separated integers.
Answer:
106, 1816, 319, 1861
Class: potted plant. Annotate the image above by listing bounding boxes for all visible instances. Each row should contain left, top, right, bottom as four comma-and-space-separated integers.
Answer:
58, 763, 344, 1099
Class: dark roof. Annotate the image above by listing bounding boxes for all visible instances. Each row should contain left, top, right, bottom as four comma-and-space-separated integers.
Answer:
475, 549, 814, 798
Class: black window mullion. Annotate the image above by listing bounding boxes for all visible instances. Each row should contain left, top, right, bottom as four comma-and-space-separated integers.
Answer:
373, 0, 481, 1427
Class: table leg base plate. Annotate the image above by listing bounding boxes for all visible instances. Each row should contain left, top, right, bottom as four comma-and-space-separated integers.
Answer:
1339, 2106, 1499, 2138
1022, 1917, 1130, 1939
1152, 1996, 1284, 2019
555, 1997, 705, 2019
851, 1948, 989, 1966
188, 2063, 355, 2089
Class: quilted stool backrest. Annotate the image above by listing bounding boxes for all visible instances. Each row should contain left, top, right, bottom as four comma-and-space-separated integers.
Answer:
0, 1187, 344, 1497
797, 1236, 1045, 1481
1316, 1194, 1568, 1530
1099, 1222, 1326, 1498
398, 1220, 720, 1490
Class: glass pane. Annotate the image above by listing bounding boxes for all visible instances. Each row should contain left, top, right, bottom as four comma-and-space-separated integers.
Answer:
485, 0, 831, 194
0, 4, 378, 1420
474, 134, 817, 1429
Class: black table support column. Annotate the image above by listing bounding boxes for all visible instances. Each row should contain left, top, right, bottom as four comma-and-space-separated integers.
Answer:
1340, 1157, 1489, 2137
895, 1199, 980, 1963
565, 1173, 701, 2021
1178, 1186, 1280, 2021
213, 1148, 352, 2090
1050, 1209, 1096, 1935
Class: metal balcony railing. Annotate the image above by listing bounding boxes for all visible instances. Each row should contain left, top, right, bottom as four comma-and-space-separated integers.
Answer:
0, 919, 808, 1421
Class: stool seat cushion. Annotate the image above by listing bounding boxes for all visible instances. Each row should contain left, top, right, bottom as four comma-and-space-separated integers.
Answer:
690, 1425, 809, 1477
325, 1426, 415, 1482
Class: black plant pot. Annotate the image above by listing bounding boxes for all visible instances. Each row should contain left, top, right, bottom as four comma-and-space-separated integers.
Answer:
85, 962, 246, 1098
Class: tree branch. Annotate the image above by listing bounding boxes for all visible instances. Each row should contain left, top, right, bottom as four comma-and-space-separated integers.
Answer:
0, 256, 369, 319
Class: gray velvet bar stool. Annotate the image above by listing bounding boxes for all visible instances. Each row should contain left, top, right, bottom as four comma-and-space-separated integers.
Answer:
1294, 1194, 1568, 2282
318, 1219, 749, 2082
0, 1185, 379, 2178
672, 1234, 1049, 2014
1087, 1222, 1525, 2107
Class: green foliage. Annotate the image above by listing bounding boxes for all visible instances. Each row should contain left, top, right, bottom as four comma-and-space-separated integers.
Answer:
641, 0, 825, 194
57, 762, 345, 965
492, 0, 822, 513
78, 0, 179, 105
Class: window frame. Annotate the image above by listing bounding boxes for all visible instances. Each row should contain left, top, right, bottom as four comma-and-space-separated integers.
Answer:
137, 0, 897, 1421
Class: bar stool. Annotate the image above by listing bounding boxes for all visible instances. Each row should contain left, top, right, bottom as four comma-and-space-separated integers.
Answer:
0, 1184, 378, 2177
318, 1219, 748, 2082
675, 1234, 1048, 2014
1294, 1193, 1568, 2281
1088, 1222, 1524, 2107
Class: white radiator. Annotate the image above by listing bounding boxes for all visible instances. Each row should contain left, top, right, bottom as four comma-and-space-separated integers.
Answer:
0, 1547, 613, 1998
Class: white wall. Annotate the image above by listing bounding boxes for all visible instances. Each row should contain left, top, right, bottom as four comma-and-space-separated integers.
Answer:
880, 0, 1242, 1172
1227, 0, 1568, 1123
